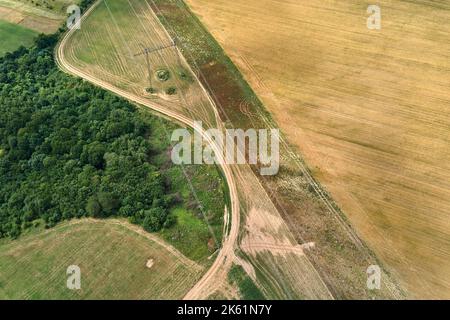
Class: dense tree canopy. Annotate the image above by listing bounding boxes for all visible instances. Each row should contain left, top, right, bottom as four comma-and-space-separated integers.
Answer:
0, 35, 177, 238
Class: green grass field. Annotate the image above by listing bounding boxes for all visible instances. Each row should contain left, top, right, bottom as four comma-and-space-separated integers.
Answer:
0, 20, 38, 56
0, 219, 204, 299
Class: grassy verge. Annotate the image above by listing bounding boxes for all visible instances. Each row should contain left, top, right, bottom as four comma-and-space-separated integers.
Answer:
228, 265, 265, 300
148, 0, 403, 299
159, 163, 227, 263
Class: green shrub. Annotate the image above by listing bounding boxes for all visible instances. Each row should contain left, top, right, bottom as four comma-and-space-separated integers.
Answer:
146, 87, 157, 94
156, 69, 170, 82
166, 87, 177, 95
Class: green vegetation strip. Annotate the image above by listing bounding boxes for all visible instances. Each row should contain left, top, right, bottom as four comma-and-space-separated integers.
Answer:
0, 20, 38, 57
150, 0, 273, 129
228, 265, 265, 300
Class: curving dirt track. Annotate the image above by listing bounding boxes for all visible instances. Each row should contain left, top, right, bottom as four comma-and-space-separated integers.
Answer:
55, 0, 355, 300
55, 1, 239, 300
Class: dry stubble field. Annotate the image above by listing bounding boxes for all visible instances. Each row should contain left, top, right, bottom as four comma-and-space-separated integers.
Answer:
0, 219, 203, 299
185, 0, 450, 298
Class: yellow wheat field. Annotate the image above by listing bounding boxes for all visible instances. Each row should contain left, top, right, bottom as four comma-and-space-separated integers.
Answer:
186, 0, 450, 298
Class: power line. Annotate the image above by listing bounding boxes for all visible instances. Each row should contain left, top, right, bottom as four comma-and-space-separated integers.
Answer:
133, 41, 176, 57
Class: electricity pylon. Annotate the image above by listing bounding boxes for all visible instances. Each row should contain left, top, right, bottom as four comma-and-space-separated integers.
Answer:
135, 41, 176, 89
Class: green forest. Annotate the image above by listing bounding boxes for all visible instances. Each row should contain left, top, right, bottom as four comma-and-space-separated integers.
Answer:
0, 29, 225, 242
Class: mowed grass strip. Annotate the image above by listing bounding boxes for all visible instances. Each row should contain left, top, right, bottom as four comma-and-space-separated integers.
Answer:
159, 164, 227, 262
0, 20, 38, 56
0, 219, 203, 299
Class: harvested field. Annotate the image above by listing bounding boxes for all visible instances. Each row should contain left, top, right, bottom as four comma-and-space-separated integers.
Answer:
63, 0, 217, 126
0, 0, 67, 33
0, 219, 203, 299
0, 19, 38, 56
185, 0, 450, 298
